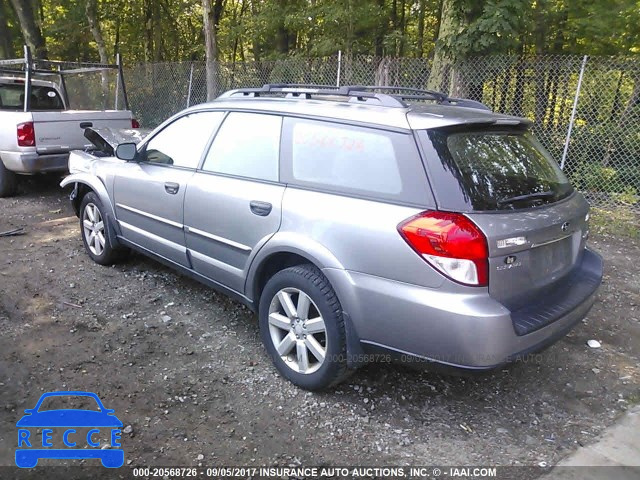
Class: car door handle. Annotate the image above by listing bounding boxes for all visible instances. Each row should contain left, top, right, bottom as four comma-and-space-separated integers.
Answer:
250, 200, 272, 216
79, 121, 93, 129
164, 182, 180, 195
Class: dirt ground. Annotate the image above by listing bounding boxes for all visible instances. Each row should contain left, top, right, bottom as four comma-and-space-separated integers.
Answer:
0, 176, 639, 475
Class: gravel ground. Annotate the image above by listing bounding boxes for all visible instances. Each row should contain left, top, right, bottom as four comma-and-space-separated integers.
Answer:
0, 176, 639, 475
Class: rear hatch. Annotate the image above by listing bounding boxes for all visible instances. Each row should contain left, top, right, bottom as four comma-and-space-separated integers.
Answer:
31, 110, 133, 154
417, 125, 590, 311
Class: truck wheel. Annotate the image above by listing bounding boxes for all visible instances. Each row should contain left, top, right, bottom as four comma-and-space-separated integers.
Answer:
80, 192, 126, 265
0, 161, 17, 198
259, 264, 352, 390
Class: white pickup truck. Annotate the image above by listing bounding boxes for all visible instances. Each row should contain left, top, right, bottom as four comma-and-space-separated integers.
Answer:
0, 48, 137, 197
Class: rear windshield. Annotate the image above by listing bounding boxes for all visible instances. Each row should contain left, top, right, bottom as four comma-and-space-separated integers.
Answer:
0, 83, 65, 110
423, 129, 573, 211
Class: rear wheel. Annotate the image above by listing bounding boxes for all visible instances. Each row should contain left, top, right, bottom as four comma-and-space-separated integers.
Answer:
259, 264, 351, 390
80, 192, 127, 265
0, 161, 17, 198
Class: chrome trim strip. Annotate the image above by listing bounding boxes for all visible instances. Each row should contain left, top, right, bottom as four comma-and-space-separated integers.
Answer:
116, 203, 183, 229
118, 220, 187, 254
185, 226, 251, 252
531, 233, 573, 248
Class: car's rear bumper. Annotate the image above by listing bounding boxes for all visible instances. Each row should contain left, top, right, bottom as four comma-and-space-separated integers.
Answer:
1, 150, 69, 174
324, 248, 603, 370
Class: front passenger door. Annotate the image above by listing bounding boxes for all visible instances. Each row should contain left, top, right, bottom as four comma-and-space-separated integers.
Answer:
114, 111, 225, 267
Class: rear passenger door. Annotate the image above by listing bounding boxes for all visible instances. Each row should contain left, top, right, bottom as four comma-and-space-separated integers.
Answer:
184, 112, 285, 293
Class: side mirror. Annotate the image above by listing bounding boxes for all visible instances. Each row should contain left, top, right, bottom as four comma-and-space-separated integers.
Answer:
115, 143, 138, 161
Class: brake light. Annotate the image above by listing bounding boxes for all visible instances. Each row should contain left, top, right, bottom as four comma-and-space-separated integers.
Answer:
17, 122, 35, 147
131, 118, 140, 128
398, 211, 489, 286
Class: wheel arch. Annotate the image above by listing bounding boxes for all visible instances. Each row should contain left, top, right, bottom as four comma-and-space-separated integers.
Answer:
247, 241, 364, 369
60, 174, 122, 248
61, 174, 115, 218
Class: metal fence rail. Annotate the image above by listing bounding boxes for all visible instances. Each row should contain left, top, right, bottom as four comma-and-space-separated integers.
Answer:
119, 54, 640, 211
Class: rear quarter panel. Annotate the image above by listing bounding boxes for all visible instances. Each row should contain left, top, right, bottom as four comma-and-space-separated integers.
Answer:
275, 187, 446, 288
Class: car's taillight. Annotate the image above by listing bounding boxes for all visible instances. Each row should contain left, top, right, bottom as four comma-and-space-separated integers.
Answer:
398, 211, 489, 286
131, 118, 140, 128
17, 122, 35, 147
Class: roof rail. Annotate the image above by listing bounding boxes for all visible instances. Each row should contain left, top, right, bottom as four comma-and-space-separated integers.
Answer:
218, 83, 491, 111
218, 84, 406, 107
344, 85, 491, 111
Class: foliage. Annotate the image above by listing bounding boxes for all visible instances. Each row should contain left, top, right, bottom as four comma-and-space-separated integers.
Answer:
590, 206, 639, 238
1, 0, 639, 64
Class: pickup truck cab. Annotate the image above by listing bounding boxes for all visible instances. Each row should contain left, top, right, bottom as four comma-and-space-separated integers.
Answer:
0, 48, 137, 197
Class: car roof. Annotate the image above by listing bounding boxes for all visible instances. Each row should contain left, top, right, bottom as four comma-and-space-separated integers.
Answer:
187, 95, 530, 131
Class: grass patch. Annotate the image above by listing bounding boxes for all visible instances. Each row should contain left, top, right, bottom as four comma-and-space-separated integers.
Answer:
626, 390, 640, 406
590, 206, 639, 238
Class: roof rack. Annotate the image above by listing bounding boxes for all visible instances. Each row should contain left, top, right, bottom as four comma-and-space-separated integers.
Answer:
218, 83, 491, 111
219, 84, 406, 107
343, 85, 491, 111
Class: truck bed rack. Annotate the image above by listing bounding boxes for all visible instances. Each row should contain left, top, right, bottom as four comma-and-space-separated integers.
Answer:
0, 46, 129, 111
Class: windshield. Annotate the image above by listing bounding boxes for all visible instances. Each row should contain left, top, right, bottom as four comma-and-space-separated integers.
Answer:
37, 395, 101, 412
0, 83, 65, 111
425, 129, 573, 211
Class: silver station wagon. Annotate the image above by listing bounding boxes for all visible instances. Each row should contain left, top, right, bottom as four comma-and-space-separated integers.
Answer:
62, 85, 603, 390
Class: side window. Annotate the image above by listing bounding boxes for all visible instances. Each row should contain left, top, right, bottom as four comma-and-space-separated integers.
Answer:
202, 112, 281, 181
288, 119, 403, 196
143, 111, 225, 169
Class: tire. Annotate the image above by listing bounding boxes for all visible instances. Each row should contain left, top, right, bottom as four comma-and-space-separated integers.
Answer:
0, 161, 17, 198
79, 192, 127, 265
259, 264, 351, 390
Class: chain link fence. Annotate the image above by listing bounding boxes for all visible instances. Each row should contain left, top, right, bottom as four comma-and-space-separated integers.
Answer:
123, 54, 640, 211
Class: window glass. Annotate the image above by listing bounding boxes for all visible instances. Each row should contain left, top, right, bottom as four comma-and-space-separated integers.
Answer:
0, 84, 64, 110
428, 130, 573, 210
290, 120, 403, 195
144, 111, 225, 169
202, 112, 281, 181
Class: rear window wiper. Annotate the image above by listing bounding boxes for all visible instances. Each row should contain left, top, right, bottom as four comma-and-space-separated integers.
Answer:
497, 190, 555, 206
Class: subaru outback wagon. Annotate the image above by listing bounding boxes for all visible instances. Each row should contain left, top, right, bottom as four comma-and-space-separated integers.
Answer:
62, 85, 603, 390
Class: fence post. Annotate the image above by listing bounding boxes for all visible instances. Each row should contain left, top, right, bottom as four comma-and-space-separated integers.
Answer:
561, 55, 588, 170
336, 50, 342, 87
186, 63, 194, 108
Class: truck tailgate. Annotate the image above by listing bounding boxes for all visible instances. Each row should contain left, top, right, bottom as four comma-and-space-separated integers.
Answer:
31, 110, 133, 154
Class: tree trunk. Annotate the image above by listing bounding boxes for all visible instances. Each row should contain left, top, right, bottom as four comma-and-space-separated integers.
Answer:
416, 0, 426, 58
202, 0, 224, 100
374, 0, 385, 57
9, 0, 47, 58
602, 75, 640, 167
85, 0, 110, 107
398, 0, 406, 57
427, 0, 457, 92
143, 0, 153, 62
275, 0, 290, 55
513, 57, 525, 117
0, 0, 15, 58
113, 13, 120, 60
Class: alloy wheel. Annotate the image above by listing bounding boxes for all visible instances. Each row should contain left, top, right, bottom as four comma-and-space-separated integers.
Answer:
268, 287, 328, 374
83, 203, 106, 256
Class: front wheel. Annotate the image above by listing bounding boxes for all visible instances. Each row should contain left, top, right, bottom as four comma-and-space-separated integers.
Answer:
259, 264, 351, 390
79, 192, 127, 265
